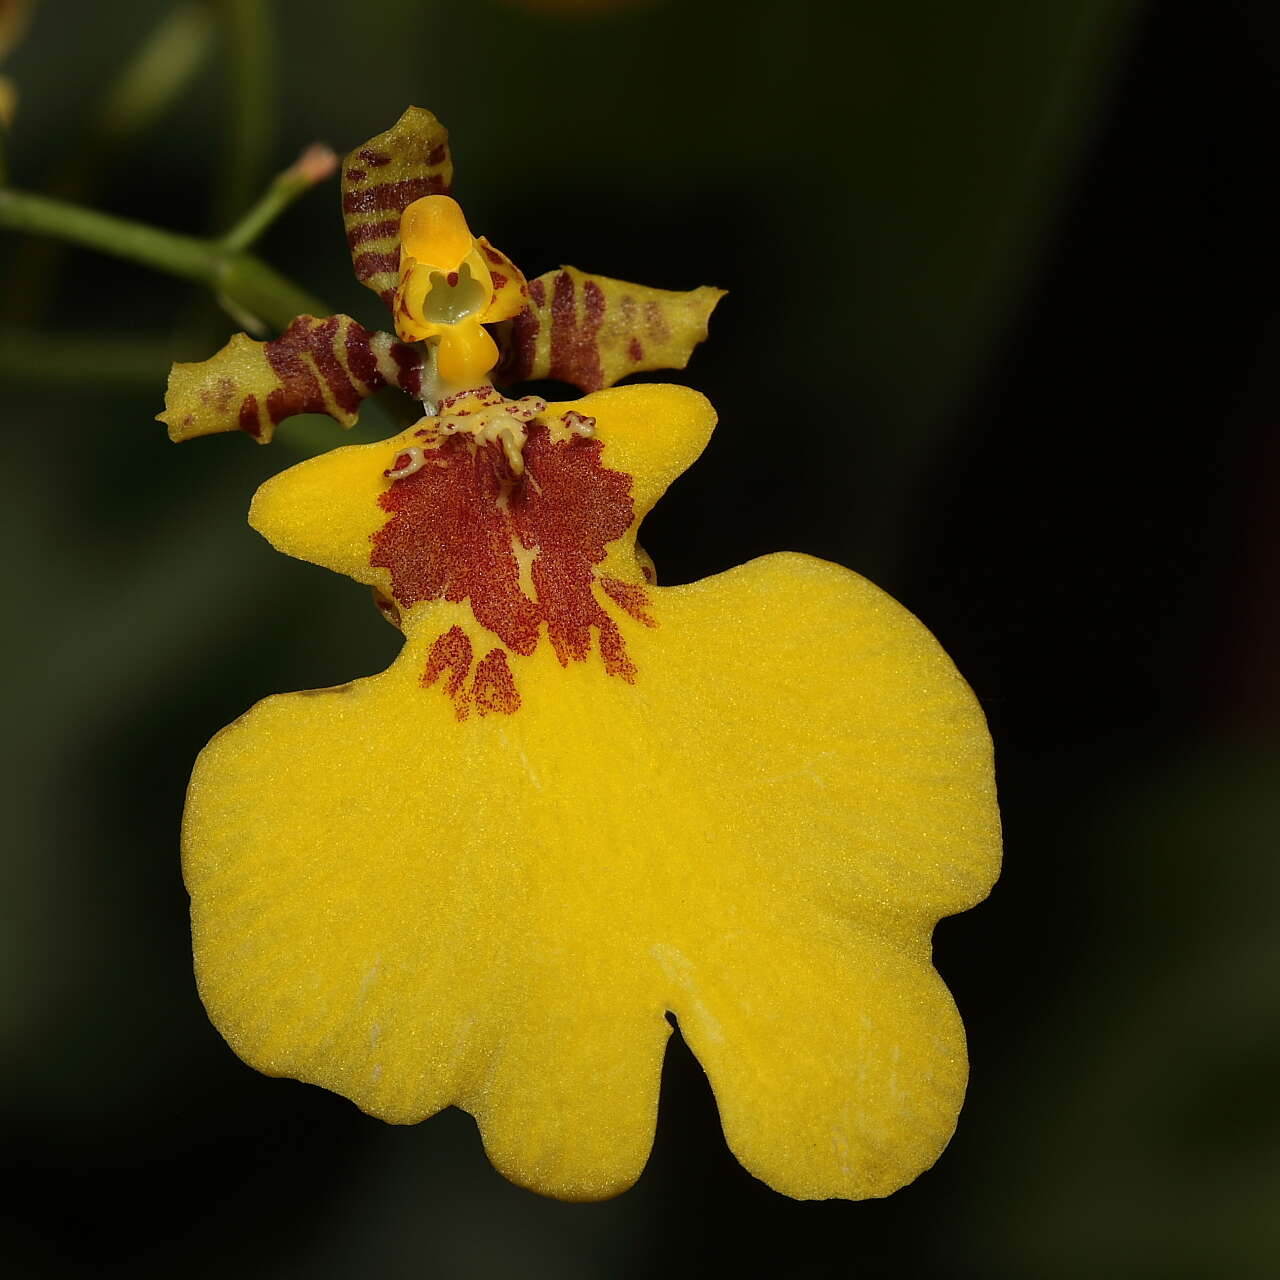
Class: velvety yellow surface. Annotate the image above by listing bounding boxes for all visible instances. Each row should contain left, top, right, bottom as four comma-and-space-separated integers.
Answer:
184, 383, 1000, 1201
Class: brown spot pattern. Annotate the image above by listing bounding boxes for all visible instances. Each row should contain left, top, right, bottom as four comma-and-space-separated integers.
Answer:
494, 266, 723, 394
473, 649, 521, 717
372, 421, 653, 713
549, 272, 605, 390
238, 394, 262, 437
423, 625, 474, 715
600, 576, 658, 628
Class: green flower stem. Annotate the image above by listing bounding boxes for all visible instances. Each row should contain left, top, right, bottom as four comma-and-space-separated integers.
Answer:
0, 187, 207, 274
3, 1, 217, 325
0, 186, 327, 330
221, 144, 338, 253
215, 253, 328, 329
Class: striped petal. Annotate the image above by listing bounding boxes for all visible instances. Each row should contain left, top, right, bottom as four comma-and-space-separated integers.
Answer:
159, 315, 424, 444
342, 107, 455, 308
494, 266, 725, 393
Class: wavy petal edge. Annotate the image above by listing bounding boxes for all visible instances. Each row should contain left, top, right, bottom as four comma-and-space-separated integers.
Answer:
494, 266, 725, 393
342, 107, 454, 308
158, 315, 425, 444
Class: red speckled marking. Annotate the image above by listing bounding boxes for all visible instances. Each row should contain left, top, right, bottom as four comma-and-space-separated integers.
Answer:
549, 271, 605, 390
494, 276, 545, 383
627, 337, 644, 362
423, 626, 473, 711
264, 316, 361, 424
644, 300, 669, 341
474, 649, 521, 716
497, 307, 538, 384
238, 393, 262, 437
345, 324, 379, 387
372, 422, 652, 711
601, 576, 657, 627
389, 343, 424, 397
353, 249, 401, 288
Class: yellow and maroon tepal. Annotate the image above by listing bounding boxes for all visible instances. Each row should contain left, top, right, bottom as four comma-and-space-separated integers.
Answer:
166, 109, 1001, 1203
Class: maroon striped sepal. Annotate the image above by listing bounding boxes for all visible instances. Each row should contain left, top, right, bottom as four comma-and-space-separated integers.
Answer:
158, 315, 425, 444
493, 266, 725, 394
342, 107, 454, 308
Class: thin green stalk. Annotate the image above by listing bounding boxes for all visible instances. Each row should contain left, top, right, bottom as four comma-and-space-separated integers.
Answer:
0, 186, 327, 329
0, 188, 211, 279
215, 253, 328, 328
4, 1, 217, 323
221, 144, 338, 253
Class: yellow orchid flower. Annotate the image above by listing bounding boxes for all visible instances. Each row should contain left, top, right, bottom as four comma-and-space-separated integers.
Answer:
166, 107, 1001, 1202
160, 108, 722, 445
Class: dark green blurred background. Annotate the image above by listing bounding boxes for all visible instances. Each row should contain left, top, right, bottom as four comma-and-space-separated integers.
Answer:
4, 0, 1278, 1275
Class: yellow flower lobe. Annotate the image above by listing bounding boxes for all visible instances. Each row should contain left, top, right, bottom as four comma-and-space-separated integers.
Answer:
187, 383, 1000, 1202
399, 193, 474, 268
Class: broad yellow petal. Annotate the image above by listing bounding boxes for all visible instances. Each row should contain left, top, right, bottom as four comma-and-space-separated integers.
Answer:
248, 383, 716, 588
185, 543, 996, 1200
188, 378, 998, 1200
640, 553, 998, 1198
